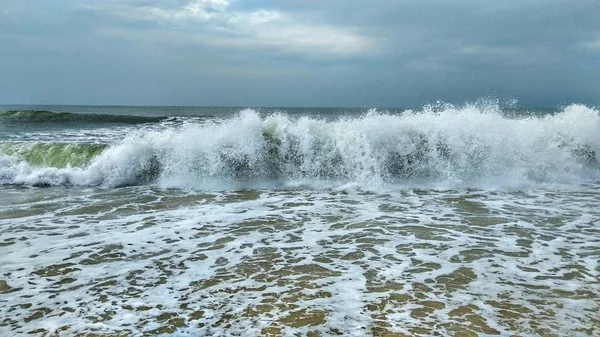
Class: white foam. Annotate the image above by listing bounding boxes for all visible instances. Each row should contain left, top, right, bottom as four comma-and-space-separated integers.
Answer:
1, 104, 599, 189
0, 185, 599, 335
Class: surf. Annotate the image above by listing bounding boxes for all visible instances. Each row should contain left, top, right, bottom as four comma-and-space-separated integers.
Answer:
0, 103, 598, 189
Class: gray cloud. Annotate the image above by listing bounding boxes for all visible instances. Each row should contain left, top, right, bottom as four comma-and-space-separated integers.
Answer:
0, 0, 598, 107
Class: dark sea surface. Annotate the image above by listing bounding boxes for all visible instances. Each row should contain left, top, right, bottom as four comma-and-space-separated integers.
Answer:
0, 103, 599, 336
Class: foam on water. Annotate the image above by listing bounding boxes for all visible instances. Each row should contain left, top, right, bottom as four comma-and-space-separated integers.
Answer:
0, 103, 599, 189
0, 185, 598, 336
2, 102, 599, 336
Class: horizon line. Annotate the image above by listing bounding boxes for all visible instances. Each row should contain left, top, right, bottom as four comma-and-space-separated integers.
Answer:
0, 103, 572, 110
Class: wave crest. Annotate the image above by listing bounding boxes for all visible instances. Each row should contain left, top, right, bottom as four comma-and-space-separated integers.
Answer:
1, 104, 599, 189
0, 110, 165, 124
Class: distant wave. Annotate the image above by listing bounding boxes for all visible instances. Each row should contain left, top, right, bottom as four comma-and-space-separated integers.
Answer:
1, 103, 599, 188
0, 110, 166, 124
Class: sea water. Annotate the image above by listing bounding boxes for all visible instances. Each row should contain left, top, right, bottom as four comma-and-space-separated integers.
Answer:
0, 102, 598, 336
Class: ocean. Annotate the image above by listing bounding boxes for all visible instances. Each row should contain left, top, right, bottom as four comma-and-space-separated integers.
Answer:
0, 103, 598, 336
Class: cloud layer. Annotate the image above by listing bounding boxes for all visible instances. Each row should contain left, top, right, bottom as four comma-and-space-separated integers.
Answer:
1, 0, 598, 107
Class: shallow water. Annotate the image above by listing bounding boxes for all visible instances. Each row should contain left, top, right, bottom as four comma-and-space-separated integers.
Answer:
1, 103, 599, 336
1, 185, 598, 336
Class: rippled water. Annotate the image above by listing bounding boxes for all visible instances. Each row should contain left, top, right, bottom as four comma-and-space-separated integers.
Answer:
1, 103, 599, 336
1, 185, 598, 336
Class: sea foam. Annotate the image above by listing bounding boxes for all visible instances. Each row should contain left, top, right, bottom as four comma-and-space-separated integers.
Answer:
0, 103, 598, 189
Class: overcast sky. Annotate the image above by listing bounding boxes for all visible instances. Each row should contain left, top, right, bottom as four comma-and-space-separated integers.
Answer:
1, 0, 598, 107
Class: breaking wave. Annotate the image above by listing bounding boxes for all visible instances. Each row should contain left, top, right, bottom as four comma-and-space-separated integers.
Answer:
1, 103, 599, 189
0, 110, 165, 124
0, 143, 107, 168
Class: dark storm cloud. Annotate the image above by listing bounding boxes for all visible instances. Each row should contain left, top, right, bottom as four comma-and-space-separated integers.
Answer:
0, 0, 598, 107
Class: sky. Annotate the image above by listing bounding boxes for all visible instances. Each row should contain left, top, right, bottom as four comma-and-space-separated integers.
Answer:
0, 0, 598, 107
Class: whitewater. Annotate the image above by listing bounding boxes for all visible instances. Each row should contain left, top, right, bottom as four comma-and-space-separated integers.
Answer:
0, 102, 599, 336
1, 103, 599, 188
